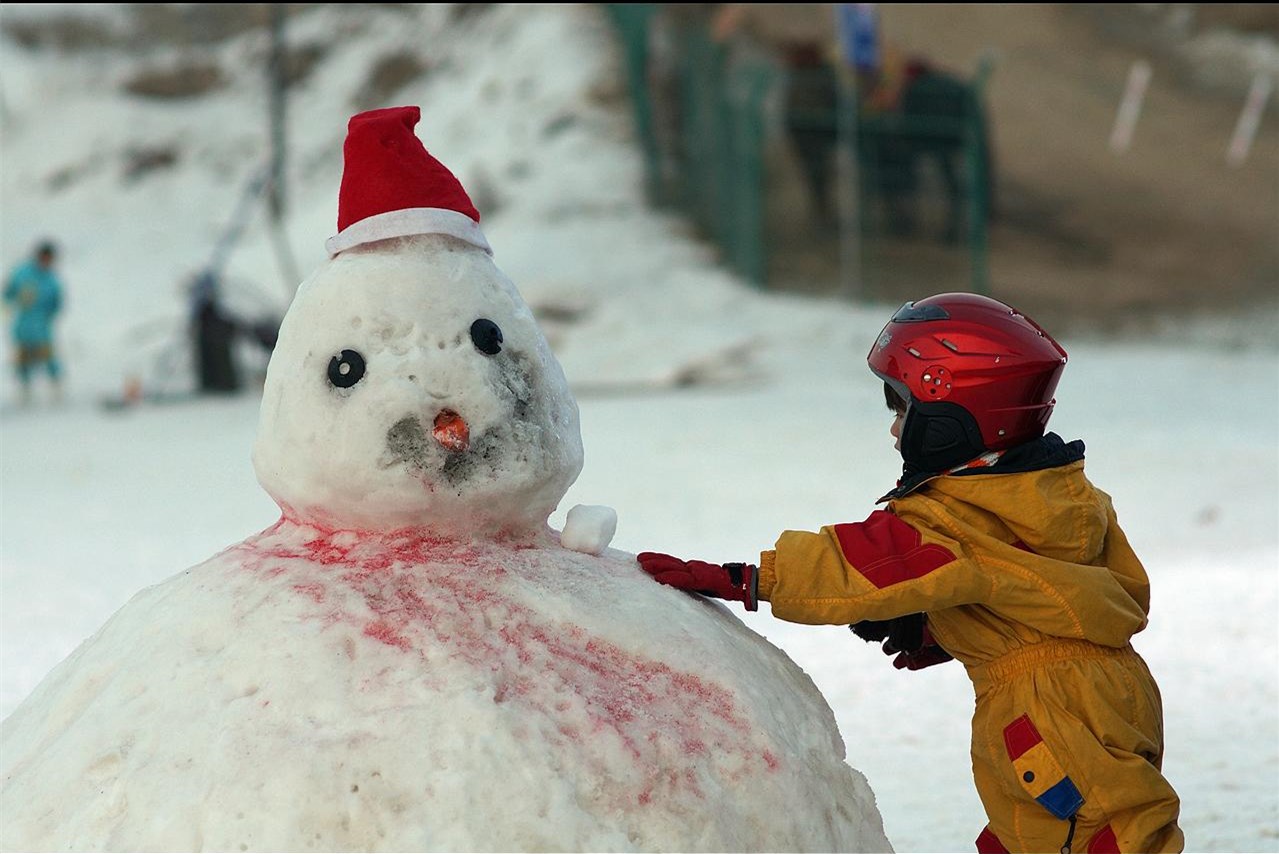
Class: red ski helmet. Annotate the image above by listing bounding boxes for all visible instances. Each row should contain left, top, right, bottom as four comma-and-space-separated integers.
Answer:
867, 293, 1068, 472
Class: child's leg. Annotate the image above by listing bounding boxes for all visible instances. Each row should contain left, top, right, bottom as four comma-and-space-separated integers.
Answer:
1076, 810, 1183, 853
974, 783, 1181, 854
15, 345, 35, 400
45, 349, 61, 382
973, 651, 1182, 854
44, 349, 63, 400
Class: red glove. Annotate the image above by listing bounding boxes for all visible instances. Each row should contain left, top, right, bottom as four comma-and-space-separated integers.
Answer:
636, 552, 759, 611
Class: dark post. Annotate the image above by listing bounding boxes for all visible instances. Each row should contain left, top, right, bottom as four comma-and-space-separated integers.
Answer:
604, 5, 661, 205
267, 5, 285, 222
267, 4, 301, 294
967, 54, 995, 296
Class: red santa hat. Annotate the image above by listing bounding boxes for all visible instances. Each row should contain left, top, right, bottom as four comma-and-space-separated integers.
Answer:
324, 105, 492, 257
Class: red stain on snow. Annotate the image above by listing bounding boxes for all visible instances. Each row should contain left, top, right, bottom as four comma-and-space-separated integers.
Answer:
231, 521, 779, 806
363, 619, 411, 650
292, 582, 326, 603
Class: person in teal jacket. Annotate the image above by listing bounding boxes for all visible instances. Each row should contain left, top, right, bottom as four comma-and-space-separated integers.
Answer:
4, 240, 64, 403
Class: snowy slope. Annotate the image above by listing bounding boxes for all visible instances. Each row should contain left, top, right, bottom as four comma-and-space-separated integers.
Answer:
1, 3, 771, 402
2, 4, 1277, 852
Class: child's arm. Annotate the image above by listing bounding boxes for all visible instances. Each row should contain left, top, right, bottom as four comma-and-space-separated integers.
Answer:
635, 547, 960, 670
2, 269, 18, 306
632, 508, 973, 622
757, 508, 989, 626
760, 506, 1147, 649
48, 276, 63, 315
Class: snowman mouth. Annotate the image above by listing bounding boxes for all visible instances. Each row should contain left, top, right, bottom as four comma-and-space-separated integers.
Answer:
383, 410, 491, 484
432, 409, 470, 452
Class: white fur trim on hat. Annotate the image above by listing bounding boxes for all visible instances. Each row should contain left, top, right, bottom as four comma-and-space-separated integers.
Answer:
325, 207, 493, 258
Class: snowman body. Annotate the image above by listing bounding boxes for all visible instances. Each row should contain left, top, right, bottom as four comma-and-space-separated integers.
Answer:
1, 109, 892, 851
2, 521, 887, 851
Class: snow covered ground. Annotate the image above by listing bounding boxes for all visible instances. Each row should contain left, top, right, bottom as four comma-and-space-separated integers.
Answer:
2, 5, 1277, 851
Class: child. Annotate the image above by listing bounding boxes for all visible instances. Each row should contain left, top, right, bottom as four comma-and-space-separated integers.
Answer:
637, 292, 1183, 854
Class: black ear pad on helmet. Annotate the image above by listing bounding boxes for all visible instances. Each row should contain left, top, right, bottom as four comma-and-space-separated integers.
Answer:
900, 401, 988, 474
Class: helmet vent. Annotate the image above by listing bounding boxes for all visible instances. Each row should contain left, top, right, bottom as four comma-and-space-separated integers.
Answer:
941, 338, 960, 352
921, 366, 951, 399
907, 347, 922, 357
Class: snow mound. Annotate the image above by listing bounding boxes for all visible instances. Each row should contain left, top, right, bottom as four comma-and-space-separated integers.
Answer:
0, 522, 891, 852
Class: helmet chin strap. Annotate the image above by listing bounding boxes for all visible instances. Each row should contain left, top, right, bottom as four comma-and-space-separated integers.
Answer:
899, 401, 989, 476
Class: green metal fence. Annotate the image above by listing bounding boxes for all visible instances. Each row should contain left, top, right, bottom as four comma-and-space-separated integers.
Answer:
850, 57, 994, 294
605, 4, 993, 295
606, 4, 777, 286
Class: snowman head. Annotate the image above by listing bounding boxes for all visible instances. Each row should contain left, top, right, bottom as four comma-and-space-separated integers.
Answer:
252, 107, 583, 537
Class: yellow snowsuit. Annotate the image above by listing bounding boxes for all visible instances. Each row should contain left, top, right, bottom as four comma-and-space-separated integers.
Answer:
756, 454, 1183, 853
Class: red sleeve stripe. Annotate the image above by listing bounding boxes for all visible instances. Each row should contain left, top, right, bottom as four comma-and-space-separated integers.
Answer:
832, 510, 955, 590
1003, 714, 1043, 761
975, 827, 1010, 854
1087, 825, 1119, 854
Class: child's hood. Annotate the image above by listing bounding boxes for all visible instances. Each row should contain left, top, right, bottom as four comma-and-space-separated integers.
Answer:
928, 460, 1111, 564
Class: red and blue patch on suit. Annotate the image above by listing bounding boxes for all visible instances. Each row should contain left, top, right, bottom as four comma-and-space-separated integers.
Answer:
1004, 714, 1085, 820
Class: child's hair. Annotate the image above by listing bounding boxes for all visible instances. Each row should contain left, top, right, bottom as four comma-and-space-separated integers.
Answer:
883, 381, 908, 414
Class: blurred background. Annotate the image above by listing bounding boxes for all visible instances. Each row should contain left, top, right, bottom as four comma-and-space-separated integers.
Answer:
617, 3, 1279, 333
1, 3, 1275, 408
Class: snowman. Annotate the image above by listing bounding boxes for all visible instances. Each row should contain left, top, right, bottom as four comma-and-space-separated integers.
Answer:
0, 106, 892, 852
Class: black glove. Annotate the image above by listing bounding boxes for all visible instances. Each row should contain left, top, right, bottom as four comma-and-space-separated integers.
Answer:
851, 613, 953, 670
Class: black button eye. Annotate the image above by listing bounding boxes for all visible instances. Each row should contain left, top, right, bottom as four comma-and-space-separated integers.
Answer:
470, 318, 503, 355
327, 349, 366, 388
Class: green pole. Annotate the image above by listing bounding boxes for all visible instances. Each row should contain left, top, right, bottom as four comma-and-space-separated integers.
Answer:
604, 5, 661, 204
967, 55, 995, 295
836, 67, 865, 301
729, 61, 775, 286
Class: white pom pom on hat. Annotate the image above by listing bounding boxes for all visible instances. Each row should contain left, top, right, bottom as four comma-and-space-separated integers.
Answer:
324, 105, 492, 258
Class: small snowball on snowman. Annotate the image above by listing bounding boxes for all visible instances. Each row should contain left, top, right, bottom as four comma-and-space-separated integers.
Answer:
0, 106, 892, 852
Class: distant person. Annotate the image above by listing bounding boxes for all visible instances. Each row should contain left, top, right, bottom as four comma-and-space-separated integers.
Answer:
645, 5, 701, 205
188, 269, 279, 396
190, 270, 241, 394
634, 293, 1183, 853
855, 47, 991, 243
711, 3, 846, 229
3, 240, 65, 405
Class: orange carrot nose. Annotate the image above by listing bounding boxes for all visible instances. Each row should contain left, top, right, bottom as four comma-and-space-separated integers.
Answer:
432, 409, 470, 452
